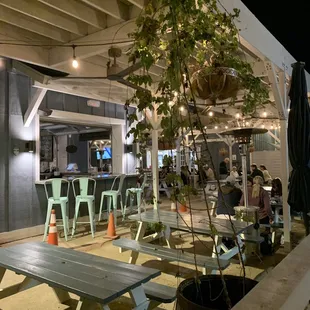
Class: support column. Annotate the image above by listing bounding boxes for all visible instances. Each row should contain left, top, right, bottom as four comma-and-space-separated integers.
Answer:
280, 119, 291, 244
151, 129, 159, 209
176, 140, 181, 175
112, 125, 125, 174
228, 144, 233, 170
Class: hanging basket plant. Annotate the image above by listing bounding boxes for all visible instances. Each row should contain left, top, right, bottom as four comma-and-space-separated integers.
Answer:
191, 66, 240, 101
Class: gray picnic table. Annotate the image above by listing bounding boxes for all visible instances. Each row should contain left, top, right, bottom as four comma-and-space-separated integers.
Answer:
0, 242, 163, 310
128, 210, 253, 268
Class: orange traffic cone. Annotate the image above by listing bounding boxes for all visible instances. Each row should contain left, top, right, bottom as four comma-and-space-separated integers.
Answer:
104, 212, 119, 240
179, 204, 187, 213
48, 209, 58, 246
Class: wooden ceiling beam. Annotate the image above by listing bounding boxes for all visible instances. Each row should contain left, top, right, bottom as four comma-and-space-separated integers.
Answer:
0, 6, 71, 42
0, 0, 88, 36
80, 0, 129, 20
38, 0, 107, 29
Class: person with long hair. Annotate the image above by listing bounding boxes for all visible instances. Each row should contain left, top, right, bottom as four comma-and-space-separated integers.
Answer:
260, 165, 272, 185
271, 177, 282, 199
240, 176, 273, 224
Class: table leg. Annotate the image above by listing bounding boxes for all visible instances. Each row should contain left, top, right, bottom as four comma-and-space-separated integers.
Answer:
52, 287, 71, 303
76, 298, 109, 310
0, 276, 41, 300
274, 207, 279, 223
129, 284, 150, 310
164, 225, 176, 249
129, 221, 147, 264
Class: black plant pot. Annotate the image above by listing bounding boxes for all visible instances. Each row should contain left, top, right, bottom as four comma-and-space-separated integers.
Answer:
176, 275, 257, 310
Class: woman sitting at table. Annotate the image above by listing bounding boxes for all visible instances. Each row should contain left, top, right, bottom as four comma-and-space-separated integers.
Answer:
271, 178, 282, 201
240, 176, 273, 224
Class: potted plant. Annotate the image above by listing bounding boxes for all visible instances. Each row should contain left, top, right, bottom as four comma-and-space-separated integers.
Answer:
125, 0, 268, 308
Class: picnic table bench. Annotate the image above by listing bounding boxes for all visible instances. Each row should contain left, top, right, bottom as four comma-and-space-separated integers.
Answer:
113, 238, 230, 274
0, 242, 176, 309
124, 210, 253, 272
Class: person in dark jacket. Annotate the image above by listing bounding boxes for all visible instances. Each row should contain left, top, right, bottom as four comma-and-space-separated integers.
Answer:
219, 158, 229, 179
250, 163, 264, 179
217, 175, 242, 215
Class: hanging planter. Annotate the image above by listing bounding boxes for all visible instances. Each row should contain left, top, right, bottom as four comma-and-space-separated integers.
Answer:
191, 67, 240, 101
176, 275, 257, 310
219, 147, 229, 157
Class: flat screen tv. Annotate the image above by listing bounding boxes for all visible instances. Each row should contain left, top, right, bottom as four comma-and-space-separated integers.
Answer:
96, 147, 112, 160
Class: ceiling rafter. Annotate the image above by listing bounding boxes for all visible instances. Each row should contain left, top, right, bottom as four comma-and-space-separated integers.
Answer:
0, 6, 71, 42
0, 0, 88, 36
80, 0, 129, 21
38, 0, 107, 29
126, 0, 146, 9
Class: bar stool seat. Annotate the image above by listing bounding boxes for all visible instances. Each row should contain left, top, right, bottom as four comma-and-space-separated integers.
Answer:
72, 178, 96, 238
43, 179, 70, 242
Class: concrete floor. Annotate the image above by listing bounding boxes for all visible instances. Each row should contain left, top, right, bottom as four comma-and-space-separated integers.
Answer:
0, 200, 305, 309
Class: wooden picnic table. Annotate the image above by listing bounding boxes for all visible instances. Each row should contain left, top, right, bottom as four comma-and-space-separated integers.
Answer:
129, 210, 253, 267
0, 242, 161, 310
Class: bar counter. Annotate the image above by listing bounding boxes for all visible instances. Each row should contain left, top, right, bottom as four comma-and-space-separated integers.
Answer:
35, 174, 139, 219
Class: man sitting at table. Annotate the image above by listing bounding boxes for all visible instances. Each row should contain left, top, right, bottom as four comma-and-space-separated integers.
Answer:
217, 175, 242, 216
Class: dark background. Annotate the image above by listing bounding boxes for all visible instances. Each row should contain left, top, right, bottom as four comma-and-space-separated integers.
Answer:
241, 0, 310, 72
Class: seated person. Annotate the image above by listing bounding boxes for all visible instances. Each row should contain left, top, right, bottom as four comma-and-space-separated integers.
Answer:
260, 165, 272, 185
217, 176, 242, 216
230, 166, 239, 178
204, 164, 215, 181
240, 176, 273, 224
271, 177, 282, 202
250, 163, 264, 179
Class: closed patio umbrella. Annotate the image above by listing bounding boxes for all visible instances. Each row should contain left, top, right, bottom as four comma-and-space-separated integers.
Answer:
288, 62, 310, 234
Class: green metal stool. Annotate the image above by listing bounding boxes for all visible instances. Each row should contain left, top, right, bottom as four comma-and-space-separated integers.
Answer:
43, 178, 70, 242
71, 177, 96, 238
123, 174, 147, 220
98, 174, 125, 227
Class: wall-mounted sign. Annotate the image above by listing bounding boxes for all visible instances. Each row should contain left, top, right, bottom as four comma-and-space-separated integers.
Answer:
87, 100, 101, 108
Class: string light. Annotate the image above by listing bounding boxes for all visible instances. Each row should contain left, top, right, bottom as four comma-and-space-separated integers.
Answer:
270, 125, 274, 129
179, 106, 184, 112
208, 111, 214, 117
214, 125, 218, 129
204, 126, 207, 129
235, 113, 240, 119
72, 45, 78, 68
287, 108, 291, 113
168, 101, 174, 106
225, 125, 228, 129
262, 111, 267, 118
174, 91, 178, 97
261, 124, 265, 128
245, 121, 249, 126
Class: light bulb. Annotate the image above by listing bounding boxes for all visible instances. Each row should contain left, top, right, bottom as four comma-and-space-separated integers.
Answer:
204, 126, 207, 129
225, 126, 228, 129
179, 106, 184, 112
245, 121, 249, 126
271, 125, 274, 129
174, 91, 178, 97
235, 113, 240, 119
287, 108, 290, 113
208, 111, 214, 117
261, 124, 265, 128
262, 111, 267, 117
214, 126, 218, 129
168, 101, 174, 106
72, 58, 79, 68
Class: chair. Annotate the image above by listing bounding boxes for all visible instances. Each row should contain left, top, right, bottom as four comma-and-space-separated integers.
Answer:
43, 178, 70, 242
98, 174, 125, 226
123, 174, 147, 220
71, 177, 96, 238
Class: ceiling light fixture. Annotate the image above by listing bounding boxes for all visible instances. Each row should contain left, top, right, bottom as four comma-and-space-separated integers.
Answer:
208, 111, 214, 117
72, 45, 78, 68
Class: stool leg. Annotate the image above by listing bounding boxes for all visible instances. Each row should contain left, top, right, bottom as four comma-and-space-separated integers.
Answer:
107, 196, 112, 215
87, 200, 95, 238
71, 199, 80, 238
43, 201, 53, 242
66, 202, 70, 233
137, 191, 142, 216
98, 193, 104, 222
123, 191, 129, 221
60, 202, 68, 241
119, 194, 124, 215
113, 195, 117, 227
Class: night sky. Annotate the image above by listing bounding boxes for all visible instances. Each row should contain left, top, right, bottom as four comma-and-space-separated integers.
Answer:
241, 0, 310, 72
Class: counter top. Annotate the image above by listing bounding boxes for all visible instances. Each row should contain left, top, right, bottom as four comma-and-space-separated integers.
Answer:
35, 173, 138, 185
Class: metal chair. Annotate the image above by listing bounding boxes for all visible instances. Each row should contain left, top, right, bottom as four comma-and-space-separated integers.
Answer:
71, 177, 96, 238
43, 178, 70, 242
123, 174, 147, 220
98, 174, 125, 226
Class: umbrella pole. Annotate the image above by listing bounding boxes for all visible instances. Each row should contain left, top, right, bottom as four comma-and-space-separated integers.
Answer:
240, 145, 248, 208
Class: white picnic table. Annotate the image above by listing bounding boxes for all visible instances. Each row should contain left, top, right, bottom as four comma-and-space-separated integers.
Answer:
129, 210, 253, 269
0, 242, 163, 310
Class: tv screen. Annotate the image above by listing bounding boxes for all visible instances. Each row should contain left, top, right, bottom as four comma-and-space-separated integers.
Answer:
103, 147, 112, 159
96, 148, 112, 160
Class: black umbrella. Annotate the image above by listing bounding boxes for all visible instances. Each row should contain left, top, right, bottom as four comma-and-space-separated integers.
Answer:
288, 62, 310, 234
